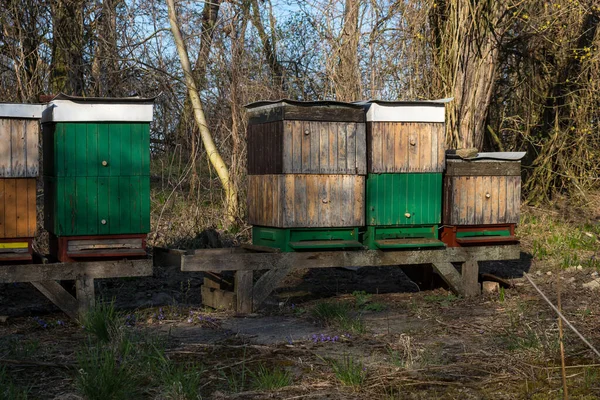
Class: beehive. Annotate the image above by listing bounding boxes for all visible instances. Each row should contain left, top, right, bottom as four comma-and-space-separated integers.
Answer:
441, 152, 524, 247
42, 94, 153, 261
0, 104, 43, 261
245, 100, 366, 252
359, 100, 448, 249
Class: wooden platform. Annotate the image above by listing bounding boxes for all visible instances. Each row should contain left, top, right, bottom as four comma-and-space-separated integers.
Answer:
49, 234, 148, 262
181, 245, 521, 313
0, 258, 152, 319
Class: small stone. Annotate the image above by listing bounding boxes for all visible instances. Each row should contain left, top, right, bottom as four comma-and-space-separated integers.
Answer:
592, 271, 598, 277
536, 270, 543, 276
566, 266, 576, 273
582, 279, 600, 290
482, 281, 500, 293
567, 277, 576, 283
577, 265, 584, 271
546, 271, 553, 276
0, 316, 8, 323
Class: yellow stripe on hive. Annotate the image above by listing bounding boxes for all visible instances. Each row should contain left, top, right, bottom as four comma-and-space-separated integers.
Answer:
0, 242, 28, 249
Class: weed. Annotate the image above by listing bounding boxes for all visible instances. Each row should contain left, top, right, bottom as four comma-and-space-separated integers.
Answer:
250, 364, 292, 390
80, 300, 121, 343
1, 337, 40, 359
221, 347, 248, 393
352, 291, 372, 307
0, 366, 29, 399
329, 354, 366, 388
387, 334, 418, 369
364, 302, 386, 312
499, 287, 505, 303
76, 343, 139, 400
503, 326, 542, 351
424, 293, 458, 306
161, 362, 204, 399
311, 301, 366, 334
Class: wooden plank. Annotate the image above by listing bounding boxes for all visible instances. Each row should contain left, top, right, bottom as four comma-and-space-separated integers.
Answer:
25, 120, 38, 177
0, 179, 4, 237
498, 176, 507, 223
347, 123, 357, 174
437, 123, 446, 169
293, 175, 307, 227
354, 176, 365, 225
26, 179, 36, 237
181, 245, 521, 272
31, 281, 78, 319
393, 122, 403, 172
338, 123, 347, 173
15, 179, 27, 237
0, 120, 10, 176
252, 265, 294, 311
291, 121, 302, 173
318, 122, 329, 173
445, 160, 521, 176
482, 176, 492, 225
310, 121, 320, 172
461, 259, 480, 297
3, 179, 16, 237
384, 123, 395, 172
419, 123, 432, 171
11, 121, 26, 176
329, 123, 338, 173
153, 247, 185, 267
235, 270, 253, 313
408, 123, 419, 172
432, 262, 463, 296
282, 121, 293, 172
301, 121, 311, 173
0, 259, 152, 283
201, 285, 235, 310
76, 276, 96, 317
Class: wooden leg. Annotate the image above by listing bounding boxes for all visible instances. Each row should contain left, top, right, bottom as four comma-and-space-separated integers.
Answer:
252, 266, 293, 311
461, 259, 481, 297
432, 262, 463, 295
31, 281, 78, 320
76, 276, 96, 317
235, 270, 253, 314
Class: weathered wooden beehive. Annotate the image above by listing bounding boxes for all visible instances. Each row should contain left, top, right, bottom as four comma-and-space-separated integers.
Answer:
0, 103, 44, 262
441, 152, 524, 247
42, 94, 153, 261
359, 100, 448, 249
245, 100, 366, 252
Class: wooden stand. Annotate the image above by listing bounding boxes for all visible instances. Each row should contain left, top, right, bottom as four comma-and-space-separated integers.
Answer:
182, 245, 520, 313
440, 224, 518, 247
0, 258, 152, 319
49, 234, 148, 262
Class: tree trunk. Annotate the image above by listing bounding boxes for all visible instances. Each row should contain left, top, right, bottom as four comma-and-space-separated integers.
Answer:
250, 0, 284, 90
92, 0, 121, 97
166, 0, 239, 226
51, 0, 85, 95
335, 0, 361, 102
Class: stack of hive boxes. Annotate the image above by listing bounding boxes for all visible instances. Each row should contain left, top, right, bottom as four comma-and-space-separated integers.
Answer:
0, 104, 43, 262
245, 100, 366, 252
441, 152, 524, 247
42, 94, 153, 262
360, 101, 447, 249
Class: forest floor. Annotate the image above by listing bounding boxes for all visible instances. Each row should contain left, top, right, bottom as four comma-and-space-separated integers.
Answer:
1, 202, 600, 399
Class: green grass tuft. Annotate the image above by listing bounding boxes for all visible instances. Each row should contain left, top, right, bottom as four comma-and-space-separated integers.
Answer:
329, 355, 366, 388
311, 301, 365, 334
161, 362, 204, 399
0, 366, 29, 399
250, 364, 292, 391
80, 300, 121, 343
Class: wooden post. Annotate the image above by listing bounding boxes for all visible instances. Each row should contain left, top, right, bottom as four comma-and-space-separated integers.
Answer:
31, 281, 78, 320
432, 262, 463, 295
76, 276, 96, 317
252, 266, 293, 310
235, 270, 253, 313
461, 259, 480, 297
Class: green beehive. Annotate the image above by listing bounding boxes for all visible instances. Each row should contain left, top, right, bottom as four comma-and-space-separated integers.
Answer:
359, 100, 449, 249
42, 95, 153, 237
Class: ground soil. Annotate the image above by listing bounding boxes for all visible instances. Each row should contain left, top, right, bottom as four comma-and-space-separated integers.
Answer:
1, 247, 600, 399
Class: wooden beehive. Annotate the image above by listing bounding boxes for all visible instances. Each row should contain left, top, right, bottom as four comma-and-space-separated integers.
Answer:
363, 101, 446, 173
0, 104, 43, 177
247, 174, 365, 228
443, 156, 523, 226
42, 94, 153, 237
245, 100, 366, 230
0, 178, 37, 238
246, 100, 366, 175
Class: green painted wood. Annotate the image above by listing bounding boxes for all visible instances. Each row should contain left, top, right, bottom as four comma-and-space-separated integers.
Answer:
362, 225, 440, 250
366, 173, 442, 226
44, 122, 150, 177
252, 226, 361, 252
44, 176, 150, 236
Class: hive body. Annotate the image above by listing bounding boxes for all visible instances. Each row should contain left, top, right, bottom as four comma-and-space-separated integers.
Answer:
441, 155, 523, 247
246, 100, 366, 252
0, 104, 44, 261
42, 95, 153, 261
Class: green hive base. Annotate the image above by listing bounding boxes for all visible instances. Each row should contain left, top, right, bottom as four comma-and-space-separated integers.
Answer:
252, 226, 363, 252
362, 225, 445, 250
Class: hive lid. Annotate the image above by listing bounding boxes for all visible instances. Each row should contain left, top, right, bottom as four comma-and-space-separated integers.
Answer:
446, 151, 526, 161
0, 103, 45, 119
355, 98, 452, 123
245, 99, 364, 110
41, 93, 156, 123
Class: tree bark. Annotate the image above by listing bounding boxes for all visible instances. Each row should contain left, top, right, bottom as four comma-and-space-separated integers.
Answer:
166, 0, 239, 226
335, 0, 361, 102
92, 0, 122, 97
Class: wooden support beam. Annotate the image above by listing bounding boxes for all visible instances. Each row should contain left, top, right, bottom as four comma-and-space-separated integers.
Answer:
76, 277, 96, 317
31, 281, 79, 320
181, 245, 520, 272
252, 266, 294, 311
201, 285, 236, 310
432, 262, 463, 295
461, 259, 481, 297
0, 259, 152, 283
153, 247, 186, 268
235, 271, 253, 313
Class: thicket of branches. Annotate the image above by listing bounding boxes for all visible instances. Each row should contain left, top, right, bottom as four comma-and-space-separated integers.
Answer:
1, 0, 599, 230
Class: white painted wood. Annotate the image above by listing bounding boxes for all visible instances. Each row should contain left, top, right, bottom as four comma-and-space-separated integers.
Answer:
0, 104, 44, 119
362, 102, 446, 122
41, 100, 153, 123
